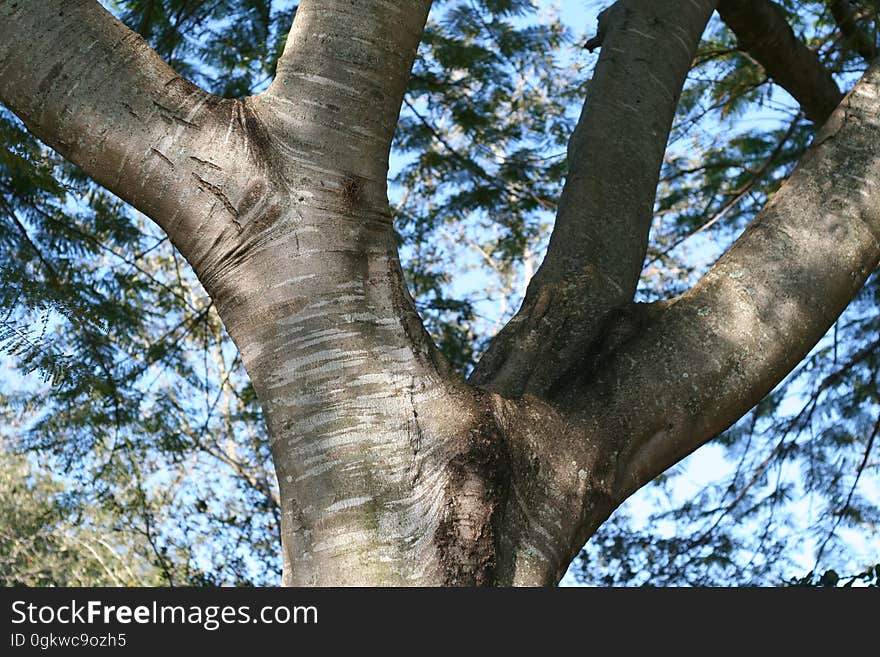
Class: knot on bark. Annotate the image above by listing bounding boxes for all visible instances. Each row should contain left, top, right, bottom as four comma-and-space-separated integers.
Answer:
434, 398, 511, 586
340, 174, 364, 208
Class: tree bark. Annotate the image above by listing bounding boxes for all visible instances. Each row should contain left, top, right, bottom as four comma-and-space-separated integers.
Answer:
471, 0, 718, 398
829, 0, 877, 63
717, 0, 843, 124
2, 0, 879, 586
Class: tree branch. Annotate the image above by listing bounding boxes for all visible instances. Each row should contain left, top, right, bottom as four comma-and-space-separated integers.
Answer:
218, 0, 450, 389
0, 195, 59, 282
830, 0, 877, 63
717, 0, 844, 124
2, 1, 282, 276
562, 63, 880, 505
471, 0, 718, 398
262, 0, 433, 187
813, 411, 880, 566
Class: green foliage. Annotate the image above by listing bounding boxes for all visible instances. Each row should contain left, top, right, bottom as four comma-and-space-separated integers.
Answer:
393, 0, 581, 367
0, 1, 288, 585
0, 441, 164, 586
110, 0, 297, 96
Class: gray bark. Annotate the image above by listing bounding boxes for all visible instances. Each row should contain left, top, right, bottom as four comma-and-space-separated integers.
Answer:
471, 0, 718, 398
0, 0, 874, 585
718, 0, 844, 124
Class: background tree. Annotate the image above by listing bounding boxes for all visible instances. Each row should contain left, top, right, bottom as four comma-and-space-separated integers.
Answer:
0, 438, 165, 586
0, 0, 877, 585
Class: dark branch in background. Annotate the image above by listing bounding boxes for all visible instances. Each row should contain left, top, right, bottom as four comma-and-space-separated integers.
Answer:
829, 0, 877, 63
138, 487, 176, 587
717, 0, 844, 124
402, 96, 557, 210
813, 413, 880, 566
0, 181, 201, 314
698, 366, 832, 544
0, 194, 59, 281
669, 76, 772, 144
649, 113, 802, 266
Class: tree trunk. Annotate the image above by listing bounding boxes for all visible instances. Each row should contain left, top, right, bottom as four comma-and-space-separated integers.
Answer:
2, 0, 879, 586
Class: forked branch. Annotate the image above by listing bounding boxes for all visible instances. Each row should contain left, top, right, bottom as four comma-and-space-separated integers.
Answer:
565, 64, 880, 503
471, 0, 718, 398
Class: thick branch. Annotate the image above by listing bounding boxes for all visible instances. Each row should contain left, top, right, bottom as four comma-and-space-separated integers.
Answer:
471, 0, 717, 398
0, 0, 254, 270
717, 0, 844, 124
562, 63, 880, 504
262, 0, 432, 187
830, 0, 877, 63
0, 0, 263, 268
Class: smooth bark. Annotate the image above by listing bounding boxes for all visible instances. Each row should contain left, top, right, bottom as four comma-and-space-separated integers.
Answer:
472, 0, 718, 398
2, 0, 880, 586
560, 67, 880, 501
717, 0, 844, 123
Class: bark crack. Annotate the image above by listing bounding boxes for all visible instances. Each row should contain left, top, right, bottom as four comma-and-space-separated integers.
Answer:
150, 147, 174, 167
191, 172, 241, 229
152, 100, 201, 128
189, 155, 223, 171
407, 384, 424, 485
